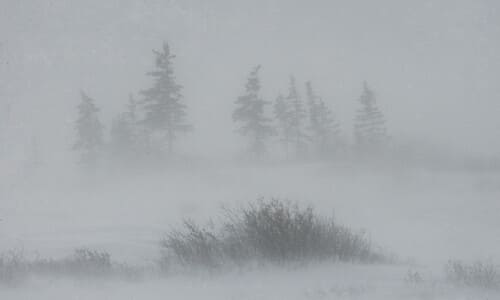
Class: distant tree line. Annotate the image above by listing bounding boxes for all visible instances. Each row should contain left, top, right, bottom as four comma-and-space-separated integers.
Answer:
73, 42, 389, 170
233, 66, 389, 160
73, 42, 191, 170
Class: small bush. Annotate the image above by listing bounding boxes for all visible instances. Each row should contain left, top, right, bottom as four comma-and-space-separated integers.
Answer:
0, 250, 28, 285
0, 248, 141, 284
31, 248, 113, 277
445, 260, 500, 289
160, 198, 387, 271
405, 269, 423, 285
69, 248, 112, 276
161, 220, 224, 270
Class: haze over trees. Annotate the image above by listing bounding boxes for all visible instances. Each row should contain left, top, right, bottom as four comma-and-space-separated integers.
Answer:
109, 94, 140, 165
305, 81, 341, 158
70, 42, 394, 169
3, 2, 500, 299
232, 65, 274, 158
285, 76, 309, 158
73, 42, 194, 170
73, 91, 104, 168
140, 42, 191, 158
354, 82, 389, 153
273, 93, 293, 159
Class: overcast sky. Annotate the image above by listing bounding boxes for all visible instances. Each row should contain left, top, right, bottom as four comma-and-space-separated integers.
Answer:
1, 0, 499, 162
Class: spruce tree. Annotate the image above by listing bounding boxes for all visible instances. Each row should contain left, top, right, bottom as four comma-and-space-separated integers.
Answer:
354, 82, 388, 152
110, 95, 139, 163
305, 81, 341, 156
273, 94, 292, 158
126, 94, 138, 125
286, 76, 308, 157
140, 42, 191, 157
305, 81, 320, 140
73, 91, 104, 166
315, 99, 341, 155
233, 65, 274, 157
305, 82, 316, 120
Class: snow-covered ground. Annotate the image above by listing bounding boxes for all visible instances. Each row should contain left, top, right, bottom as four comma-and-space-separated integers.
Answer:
1, 162, 499, 298
1, 263, 498, 299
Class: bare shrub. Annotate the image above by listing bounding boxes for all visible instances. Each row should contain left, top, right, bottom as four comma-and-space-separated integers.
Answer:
69, 248, 112, 276
0, 248, 141, 284
29, 248, 113, 278
160, 198, 387, 271
161, 220, 224, 270
445, 260, 500, 289
405, 269, 423, 285
0, 250, 27, 285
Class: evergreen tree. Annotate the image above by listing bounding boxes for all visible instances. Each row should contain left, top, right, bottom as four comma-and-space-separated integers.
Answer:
286, 76, 308, 157
126, 94, 138, 125
315, 99, 341, 155
233, 65, 274, 157
73, 91, 104, 166
354, 82, 388, 151
273, 94, 292, 158
140, 42, 191, 157
110, 94, 139, 163
305, 81, 320, 140
305, 81, 341, 156
305, 81, 317, 125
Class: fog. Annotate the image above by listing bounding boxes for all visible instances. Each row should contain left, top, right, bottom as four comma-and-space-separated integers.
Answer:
1, 0, 500, 299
